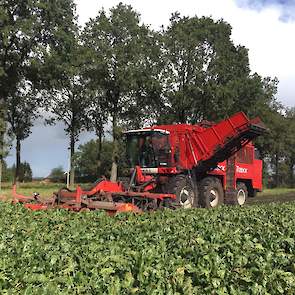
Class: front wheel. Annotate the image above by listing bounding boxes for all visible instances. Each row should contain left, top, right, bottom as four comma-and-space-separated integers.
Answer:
170, 175, 198, 209
199, 177, 224, 208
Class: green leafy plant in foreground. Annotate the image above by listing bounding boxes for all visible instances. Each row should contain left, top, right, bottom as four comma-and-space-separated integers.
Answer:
0, 203, 295, 294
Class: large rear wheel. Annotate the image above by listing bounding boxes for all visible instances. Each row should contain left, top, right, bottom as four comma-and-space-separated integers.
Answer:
199, 177, 224, 208
224, 182, 248, 205
235, 182, 248, 205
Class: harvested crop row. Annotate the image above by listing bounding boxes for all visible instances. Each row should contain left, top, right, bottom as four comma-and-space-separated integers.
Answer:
0, 202, 294, 294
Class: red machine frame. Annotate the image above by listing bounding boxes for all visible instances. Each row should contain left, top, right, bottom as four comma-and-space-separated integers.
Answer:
209, 143, 262, 193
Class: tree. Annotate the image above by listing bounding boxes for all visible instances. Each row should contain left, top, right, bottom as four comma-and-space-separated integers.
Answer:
249, 78, 289, 188
6, 80, 41, 183
284, 108, 295, 187
44, 66, 89, 187
74, 139, 128, 181
83, 91, 108, 177
83, 3, 160, 181
0, 0, 79, 97
74, 139, 113, 180
42, 5, 88, 187
160, 13, 276, 124
0, 123, 11, 188
268, 111, 288, 187
49, 166, 65, 181
11, 162, 32, 182
1, 160, 13, 182
0, 0, 79, 186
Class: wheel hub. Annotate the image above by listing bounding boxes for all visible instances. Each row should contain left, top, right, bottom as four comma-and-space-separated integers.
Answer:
237, 189, 246, 205
209, 189, 219, 208
179, 187, 194, 209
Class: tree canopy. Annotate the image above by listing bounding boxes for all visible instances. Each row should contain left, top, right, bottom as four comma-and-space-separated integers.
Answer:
82, 3, 161, 181
159, 13, 277, 124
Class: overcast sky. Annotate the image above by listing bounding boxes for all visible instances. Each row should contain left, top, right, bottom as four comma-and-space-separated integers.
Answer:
6, 0, 295, 177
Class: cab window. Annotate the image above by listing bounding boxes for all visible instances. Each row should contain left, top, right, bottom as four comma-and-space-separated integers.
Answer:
237, 146, 253, 164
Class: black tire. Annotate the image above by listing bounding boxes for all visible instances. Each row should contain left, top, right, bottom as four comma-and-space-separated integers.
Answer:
169, 174, 198, 209
224, 182, 248, 205
199, 177, 224, 208
235, 182, 248, 205
248, 187, 257, 198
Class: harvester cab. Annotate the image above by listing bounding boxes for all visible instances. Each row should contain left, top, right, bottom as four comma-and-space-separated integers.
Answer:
126, 129, 171, 170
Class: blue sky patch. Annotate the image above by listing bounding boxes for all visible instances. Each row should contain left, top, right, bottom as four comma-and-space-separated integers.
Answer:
236, 0, 295, 21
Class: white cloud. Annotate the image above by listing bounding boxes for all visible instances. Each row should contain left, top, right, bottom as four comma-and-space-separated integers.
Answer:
236, 0, 295, 22
75, 0, 295, 106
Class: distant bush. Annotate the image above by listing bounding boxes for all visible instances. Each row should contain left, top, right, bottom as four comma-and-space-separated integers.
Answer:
47, 166, 66, 183
74, 139, 129, 182
2, 161, 32, 182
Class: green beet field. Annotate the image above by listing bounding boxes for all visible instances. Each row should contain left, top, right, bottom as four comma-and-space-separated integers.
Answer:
0, 202, 295, 294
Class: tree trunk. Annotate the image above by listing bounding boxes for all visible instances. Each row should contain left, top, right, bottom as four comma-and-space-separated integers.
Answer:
0, 102, 5, 191
0, 157, 2, 190
275, 151, 279, 187
69, 132, 75, 187
14, 137, 21, 184
97, 128, 103, 176
0, 132, 3, 191
110, 114, 119, 182
289, 158, 295, 188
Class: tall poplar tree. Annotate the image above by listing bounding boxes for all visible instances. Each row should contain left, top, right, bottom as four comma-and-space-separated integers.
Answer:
161, 13, 276, 124
44, 43, 89, 187
6, 80, 41, 183
83, 3, 160, 181
0, 0, 79, 185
